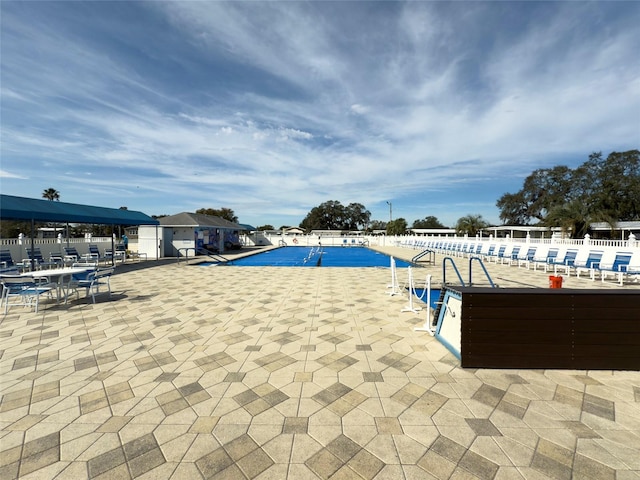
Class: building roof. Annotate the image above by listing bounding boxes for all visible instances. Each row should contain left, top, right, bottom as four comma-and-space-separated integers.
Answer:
158, 212, 242, 229
0, 194, 158, 225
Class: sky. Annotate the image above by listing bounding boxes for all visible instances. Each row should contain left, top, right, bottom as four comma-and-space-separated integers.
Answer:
1, 1, 638, 229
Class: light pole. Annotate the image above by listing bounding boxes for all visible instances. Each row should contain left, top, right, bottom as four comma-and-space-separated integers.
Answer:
386, 201, 392, 222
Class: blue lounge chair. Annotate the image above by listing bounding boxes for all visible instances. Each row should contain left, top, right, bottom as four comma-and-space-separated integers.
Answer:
596, 252, 633, 285
574, 250, 604, 278
25, 247, 56, 270
547, 248, 578, 275
516, 246, 537, 269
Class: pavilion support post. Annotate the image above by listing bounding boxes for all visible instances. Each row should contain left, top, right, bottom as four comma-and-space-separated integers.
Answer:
30, 219, 36, 271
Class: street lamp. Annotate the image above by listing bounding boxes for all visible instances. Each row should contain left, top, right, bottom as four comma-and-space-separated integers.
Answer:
386, 201, 392, 222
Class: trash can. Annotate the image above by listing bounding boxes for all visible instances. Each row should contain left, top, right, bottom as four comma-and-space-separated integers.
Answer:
548, 275, 563, 289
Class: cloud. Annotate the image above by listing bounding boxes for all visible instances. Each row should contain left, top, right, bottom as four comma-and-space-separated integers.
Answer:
1, 1, 638, 227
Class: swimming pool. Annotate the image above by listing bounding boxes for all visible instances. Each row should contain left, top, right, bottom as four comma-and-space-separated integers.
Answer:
206, 246, 413, 268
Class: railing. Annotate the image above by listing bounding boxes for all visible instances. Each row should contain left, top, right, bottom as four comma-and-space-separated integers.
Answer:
468, 257, 496, 288
442, 257, 466, 287
412, 249, 435, 264
177, 247, 228, 264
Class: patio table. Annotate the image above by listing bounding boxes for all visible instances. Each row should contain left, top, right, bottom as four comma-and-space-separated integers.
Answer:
22, 266, 95, 303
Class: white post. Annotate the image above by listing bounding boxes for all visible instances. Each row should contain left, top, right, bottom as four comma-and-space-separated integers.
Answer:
386, 256, 401, 296
402, 267, 422, 313
414, 275, 435, 334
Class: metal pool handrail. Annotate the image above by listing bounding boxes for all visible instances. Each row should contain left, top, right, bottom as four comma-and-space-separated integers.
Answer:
468, 256, 496, 288
442, 257, 466, 286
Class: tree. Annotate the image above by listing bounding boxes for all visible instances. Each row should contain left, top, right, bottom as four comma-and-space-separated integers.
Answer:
344, 203, 371, 230
42, 188, 60, 201
496, 150, 640, 226
196, 207, 238, 223
367, 220, 387, 232
412, 216, 445, 229
455, 214, 489, 236
386, 218, 408, 235
544, 200, 616, 239
257, 225, 274, 231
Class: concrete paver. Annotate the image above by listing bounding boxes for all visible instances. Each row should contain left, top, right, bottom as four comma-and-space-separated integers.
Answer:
1, 246, 639, 479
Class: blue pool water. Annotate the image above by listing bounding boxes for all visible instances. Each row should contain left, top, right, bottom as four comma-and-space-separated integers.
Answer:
206, 246, 412, 268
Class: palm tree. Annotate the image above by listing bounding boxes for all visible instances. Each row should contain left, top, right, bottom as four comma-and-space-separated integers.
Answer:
42, 188, 60, 201
544, 200, 616, 239
455, 214, 489, 236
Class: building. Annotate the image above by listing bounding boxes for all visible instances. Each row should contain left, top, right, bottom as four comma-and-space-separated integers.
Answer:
137, 212, 245, 259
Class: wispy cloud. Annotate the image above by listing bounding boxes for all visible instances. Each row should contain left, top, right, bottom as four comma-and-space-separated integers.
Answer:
1, 1, 638, 226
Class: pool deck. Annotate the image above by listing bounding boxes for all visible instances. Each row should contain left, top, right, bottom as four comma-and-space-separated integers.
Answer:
1, 246, 639, 479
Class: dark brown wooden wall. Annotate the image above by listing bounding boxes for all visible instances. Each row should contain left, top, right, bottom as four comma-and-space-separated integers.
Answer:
457, 288, 640, 370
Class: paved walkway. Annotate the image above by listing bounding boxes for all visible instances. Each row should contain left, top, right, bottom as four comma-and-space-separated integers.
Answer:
1, 247, 639, 479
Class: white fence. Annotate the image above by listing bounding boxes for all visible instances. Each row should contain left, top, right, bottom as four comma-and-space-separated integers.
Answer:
3, 232, 638, 261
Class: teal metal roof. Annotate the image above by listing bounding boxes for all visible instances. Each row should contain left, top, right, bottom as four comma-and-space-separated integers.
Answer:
0, 194, 159, 225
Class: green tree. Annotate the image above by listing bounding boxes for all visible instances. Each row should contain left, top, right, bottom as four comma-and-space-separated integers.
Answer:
257, 225, 274, 231
300, 201, 372, 231
300, 201, 345, 230
196, 207, 238, 223
455, 214, 489, 236
386, 218, 408, 235
496, 150, 640, 225
544, 200, 616, 239
412, 216, 445, 229
344, 203, 371, 230
42, 188, 60, 201
367, 220, 387, 232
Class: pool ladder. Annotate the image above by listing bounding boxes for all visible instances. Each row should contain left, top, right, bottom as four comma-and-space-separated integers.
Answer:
442, 256, 496, 288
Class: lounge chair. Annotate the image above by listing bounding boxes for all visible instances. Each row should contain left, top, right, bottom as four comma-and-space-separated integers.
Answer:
489, 244, 507, 263
516, 246, 538, 269
597, 251, 634, 285
0, 249, 16, 270
505, 245, 521, 265
547, 248, 578, 275
25, 247, 56, 270
573, 250, 604, 278
63, 246, 81, 265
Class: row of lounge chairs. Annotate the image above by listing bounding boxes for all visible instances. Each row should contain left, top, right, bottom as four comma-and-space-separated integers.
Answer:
0, 245, 127, 272
403, 239, 640, 286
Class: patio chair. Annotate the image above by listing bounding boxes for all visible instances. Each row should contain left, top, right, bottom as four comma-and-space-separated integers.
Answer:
63, 246, 81, 265
489, 244, 507, 263
0, 275, 53, 313
49, 252, 64, 268
573, 250, 604, 278
547, 248, 578, 275
505, 245, 521, 265
25, 247, 56, 270
0, 249, 16, 269
66, 266, 113, 304
88, 244, 112, 263
597, 251, 634, 285
516, 246, 538, 269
